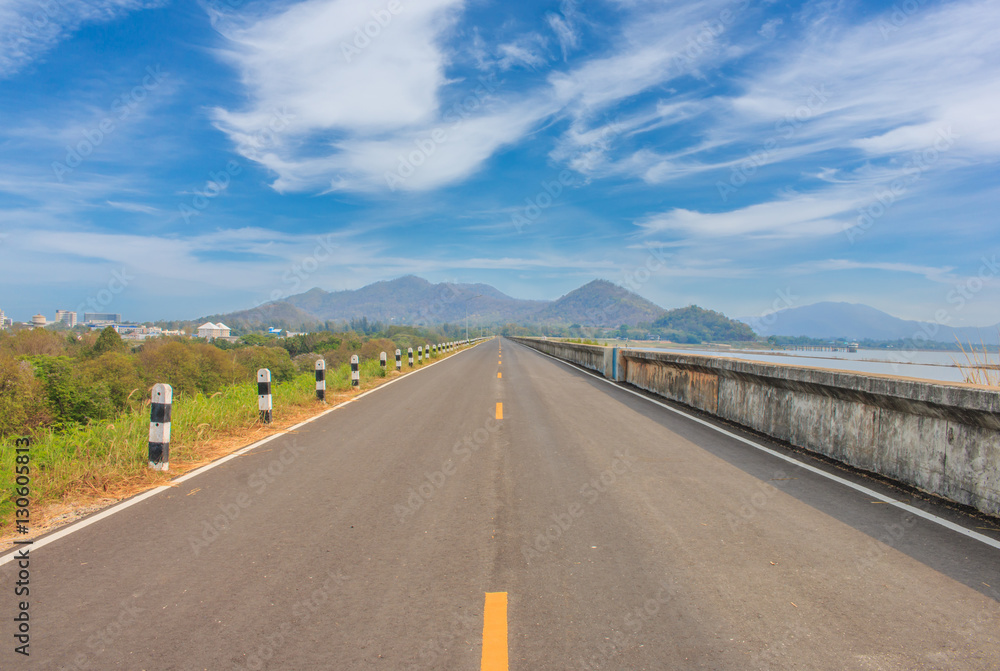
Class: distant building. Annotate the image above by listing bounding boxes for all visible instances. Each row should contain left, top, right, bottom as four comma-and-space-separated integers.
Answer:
197, 322, 232, 341
84, 312, 122, 324
54, 310, 77, 327
268, 327, 283, 335
117, 325, 164, 341
31, 314, 47, 327
0, 308, 6, 329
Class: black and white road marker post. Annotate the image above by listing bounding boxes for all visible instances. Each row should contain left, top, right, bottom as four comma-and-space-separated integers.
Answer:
380, 351, 387, 369
408, 347, 414, 367
315, 359, 326, 402
351, 355, 360, 387
258, 369, 272, 423
418, 345, 423, 363
148, 383, 172, 471
396, 349, 402, 370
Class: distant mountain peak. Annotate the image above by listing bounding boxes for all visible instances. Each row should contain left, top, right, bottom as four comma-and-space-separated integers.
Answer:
740, 301, 999, 343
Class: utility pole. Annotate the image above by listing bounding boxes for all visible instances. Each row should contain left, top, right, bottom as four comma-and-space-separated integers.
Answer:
464, 294, 482, 342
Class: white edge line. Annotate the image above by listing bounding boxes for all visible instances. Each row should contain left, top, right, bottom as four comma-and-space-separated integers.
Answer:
520, 341, 1000, 552
0, 340, 490, 565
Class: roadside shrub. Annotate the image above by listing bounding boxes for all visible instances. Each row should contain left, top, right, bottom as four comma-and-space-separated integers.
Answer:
232, 346, 296, 383
0, 353, 50, 436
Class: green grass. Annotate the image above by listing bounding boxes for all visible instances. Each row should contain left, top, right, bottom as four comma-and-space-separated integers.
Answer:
0, 345, 473, 533
0, 373, 324, 531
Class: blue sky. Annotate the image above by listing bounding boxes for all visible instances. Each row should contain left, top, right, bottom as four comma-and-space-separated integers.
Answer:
1, 0, 998, 327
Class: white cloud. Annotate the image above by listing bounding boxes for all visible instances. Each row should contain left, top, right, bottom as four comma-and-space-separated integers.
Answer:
213, 0, 461, 134
496, 36, 548, 70
105, 200, 160, 214
638, 189, 869, 238
793, 259, 957, 284
757, 18, 782, 39
546, 0, 581, 61
210, 0, 738, 194
0, 0, 163, 78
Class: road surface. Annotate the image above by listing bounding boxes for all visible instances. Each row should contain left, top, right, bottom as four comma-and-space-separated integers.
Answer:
2, 337, 999, 669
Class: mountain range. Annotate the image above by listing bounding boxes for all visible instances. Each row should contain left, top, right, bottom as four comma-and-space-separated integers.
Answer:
199, 279, 999, 345
203, 277, 666, 329
741, 302, 1000, 344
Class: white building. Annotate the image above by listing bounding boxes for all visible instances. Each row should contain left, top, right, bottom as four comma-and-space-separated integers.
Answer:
197, 322, 232, 341
55, 310, 77, 327
31, 314, 47, 327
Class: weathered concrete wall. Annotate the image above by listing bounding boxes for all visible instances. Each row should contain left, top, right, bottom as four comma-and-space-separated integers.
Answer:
508, 338, 608, 376
512, 338, 1000, 517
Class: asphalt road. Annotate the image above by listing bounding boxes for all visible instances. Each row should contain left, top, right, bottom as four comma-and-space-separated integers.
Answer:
2, 337, 999, 670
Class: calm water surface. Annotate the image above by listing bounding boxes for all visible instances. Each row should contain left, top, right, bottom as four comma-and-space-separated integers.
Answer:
626, 346, 998, 384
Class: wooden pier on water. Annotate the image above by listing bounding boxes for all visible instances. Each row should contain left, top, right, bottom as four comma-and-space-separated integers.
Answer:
790, 342, 859, 353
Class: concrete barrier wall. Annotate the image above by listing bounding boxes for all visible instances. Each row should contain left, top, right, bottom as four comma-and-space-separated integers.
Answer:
508, 338, 611, 376
511, 338, 1000, 517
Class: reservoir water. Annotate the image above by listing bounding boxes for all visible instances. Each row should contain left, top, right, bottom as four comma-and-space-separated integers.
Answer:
625, 345, 998, 385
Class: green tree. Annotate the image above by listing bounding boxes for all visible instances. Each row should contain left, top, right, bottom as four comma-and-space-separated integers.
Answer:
92, 326, 127, 355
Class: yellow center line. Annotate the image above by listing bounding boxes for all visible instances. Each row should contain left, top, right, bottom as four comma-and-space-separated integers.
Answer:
497, 372, 502, 378
496, 402, 503, 420
481, 592, 508, 671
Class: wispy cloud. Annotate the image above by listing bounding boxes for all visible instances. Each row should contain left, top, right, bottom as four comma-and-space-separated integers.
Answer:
210, 0, 738, 194
0, 0, 163, 78
105, 200, 160, 214
638, 189, 868, 238
546, 0, 581, 61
